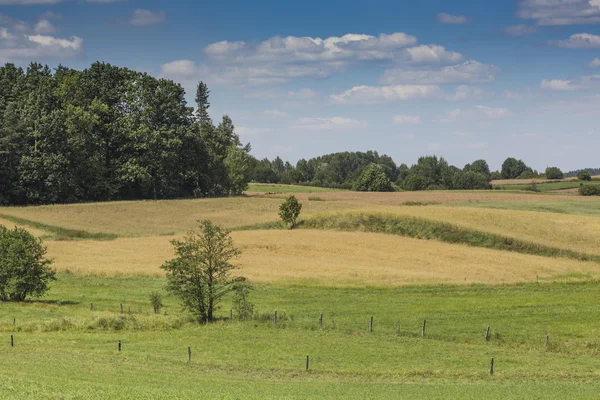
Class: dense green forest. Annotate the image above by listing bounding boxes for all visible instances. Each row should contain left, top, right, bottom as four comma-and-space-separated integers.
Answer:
1, 61, 597, 205
0, 62, 252, 205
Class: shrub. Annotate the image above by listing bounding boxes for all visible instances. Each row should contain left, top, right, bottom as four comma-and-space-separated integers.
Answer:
149, 291, 163, 314
579, 185, 600, 196
279, 195, 302, 229
232, 284, 254, 321
0, 225, 55, 302
578, 170, 592, 181
452, 171, 490, 190
545, 167, 564, 180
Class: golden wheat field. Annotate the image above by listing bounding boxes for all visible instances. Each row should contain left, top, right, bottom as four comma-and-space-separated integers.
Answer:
45, 230, 600, 285
2, 190, 600, 287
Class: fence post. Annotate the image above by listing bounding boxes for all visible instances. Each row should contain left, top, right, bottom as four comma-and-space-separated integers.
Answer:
422, 320, 426, 337
485, 326, 491, 341
10, 335, 14, 347
369, 316, 373, 333
545, 334, 549, 347
306, 355, 309, 371
319, 313, 323, 328
118, 340, 121, 352
120, 303, 123, 314
188, 346, 192, 362
230, 309, 233, 321
274, 310, 277, 324
490, 358, 494, 375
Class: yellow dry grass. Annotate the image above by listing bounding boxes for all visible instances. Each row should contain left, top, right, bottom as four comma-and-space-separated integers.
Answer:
373, 206, 600, 257
0, 197, 365, 237
46, 230, 600, 286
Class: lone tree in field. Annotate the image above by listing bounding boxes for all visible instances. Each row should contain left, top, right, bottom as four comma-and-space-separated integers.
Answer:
161, 220, 242, 323
0, 225, 55, 302
279, 195, 302, 229
545, 167, 564, 180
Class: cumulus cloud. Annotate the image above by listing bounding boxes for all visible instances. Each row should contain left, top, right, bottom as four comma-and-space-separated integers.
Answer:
380, 60, 498, 85
589, 57, 600, 67
393, 115, 421, 125
34, 19, 56, 34
330, 85, 441, 104
436, 13, 470, 24
541, 79, 581, 91
517, 0, 600, 25
553, 33, 600, 48
294, 116, 368, 131
403, 44, 463, 64
504, 24, 537, 36
0, 24, 83, 63
129, 9, 166, 26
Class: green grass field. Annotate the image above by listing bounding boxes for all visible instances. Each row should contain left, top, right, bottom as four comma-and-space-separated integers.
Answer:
496, 178, 600, 193
3, 275, 600, 399
3, 192, 600, 399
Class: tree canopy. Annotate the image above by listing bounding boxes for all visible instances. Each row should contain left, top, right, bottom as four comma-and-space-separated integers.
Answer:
0, 62, 252, 205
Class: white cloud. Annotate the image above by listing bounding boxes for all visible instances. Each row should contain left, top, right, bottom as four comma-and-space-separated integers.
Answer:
475, 105, 513, 118
129, 10, 166, 26
34, 19, 56, 34
590, 57, 600, 67
541, 79, 581, 91
441, 105, 512, 122
517, 0, 600, 25
204, 32, 417, 64
161, 60, 196, 75
404, 44, 463, 64
263, 109, 288, 118
393, 115, 421, 125
330, 85, 441, 104
437, 13, 470, 24
451, 85, 484, 101
380, 60, 498, 84
0, 28, 83, 63
294, 116, 368, 131
504, 24, 537, 36
554, 33, 600, 48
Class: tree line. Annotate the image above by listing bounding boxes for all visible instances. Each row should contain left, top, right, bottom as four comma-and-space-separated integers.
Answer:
251, 153, 571, 191
0, 62, 252, 205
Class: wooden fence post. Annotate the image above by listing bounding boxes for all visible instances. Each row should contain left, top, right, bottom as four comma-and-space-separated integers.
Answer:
188, 346, 192, 362
490, 358, 494, 375
369, 316, 373, 333
120, 303, 123, 314
230, 309, 233, 321
545, 334, 549, 347
274, 310, 277, 324
485, 326, 491, 341
306, 355, 309, 371
319, 313, 323, 328
10, 335, 14, 347
422, 320, 426, 337
118, 340, 121, 352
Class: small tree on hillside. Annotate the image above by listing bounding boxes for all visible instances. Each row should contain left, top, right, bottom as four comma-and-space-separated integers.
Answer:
545, 167, 564, 180
279, 195, 302, 229
578, 170, 592, 181
0, 225, 55, 302
161, 220, 242, 323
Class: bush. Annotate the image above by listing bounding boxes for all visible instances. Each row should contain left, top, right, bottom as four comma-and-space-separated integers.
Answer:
545, 167, 564, 180
517, 170, 537, 179
279, 195, 302, 229
149, 291, 163, 314
352, 164, 394, 192
579, 185, 600, 196
0, 225, 55, 302
578, 170, 592, 181
232, 284, 254, 321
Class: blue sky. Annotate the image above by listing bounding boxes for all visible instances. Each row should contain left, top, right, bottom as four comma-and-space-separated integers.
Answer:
1, 0, 600, 171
